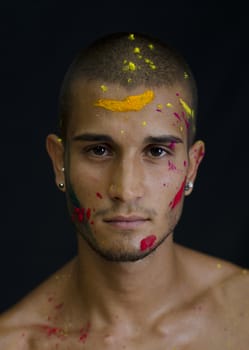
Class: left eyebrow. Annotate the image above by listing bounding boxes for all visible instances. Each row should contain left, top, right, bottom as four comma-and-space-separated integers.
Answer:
144, 135, 183, 144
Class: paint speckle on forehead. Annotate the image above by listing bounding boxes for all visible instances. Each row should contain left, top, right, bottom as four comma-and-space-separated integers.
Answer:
142, 121, 147, 126
128, 33, 135, 40
140, 234, 157, 251
100, 85, 108, 92
94, 90, 154, 112
123, 60, 136, 71
166, 103, 173, 108
169, 177, 186, 209
156, 104, 163, 112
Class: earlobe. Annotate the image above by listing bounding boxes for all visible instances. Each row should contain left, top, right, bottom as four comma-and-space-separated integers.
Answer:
185, 140, 205, 196
46, 134, 66, 191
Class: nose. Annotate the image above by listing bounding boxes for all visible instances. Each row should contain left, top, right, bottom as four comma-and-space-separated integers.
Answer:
108, 158, 144, 203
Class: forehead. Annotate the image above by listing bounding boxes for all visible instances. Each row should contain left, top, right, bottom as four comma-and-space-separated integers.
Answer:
68, 80, 192, 144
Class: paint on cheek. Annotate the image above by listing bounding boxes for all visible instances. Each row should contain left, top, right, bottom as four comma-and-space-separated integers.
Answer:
72, 207, 91, 223
184, 160, 187, 167
168, 160, 177, 171
96, 192, 103, 199
169, 177, 186, 209
140, 234, 157, 251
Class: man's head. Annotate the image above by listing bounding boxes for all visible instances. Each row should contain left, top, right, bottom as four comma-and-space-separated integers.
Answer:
58, 32, 197, 147
46, 32, 204, 262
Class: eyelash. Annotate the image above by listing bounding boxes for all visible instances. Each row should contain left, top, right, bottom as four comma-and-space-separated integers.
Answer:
83, 144, 173, 159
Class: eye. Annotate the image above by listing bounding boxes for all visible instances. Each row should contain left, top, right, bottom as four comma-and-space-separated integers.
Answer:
147, 146, 168, 158
85, 144, 112, 157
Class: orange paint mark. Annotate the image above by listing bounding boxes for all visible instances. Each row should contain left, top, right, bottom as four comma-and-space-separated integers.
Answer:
94, 90, 154, 112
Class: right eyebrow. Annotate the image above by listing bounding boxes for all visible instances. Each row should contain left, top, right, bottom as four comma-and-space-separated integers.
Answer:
72, 133, 114, 143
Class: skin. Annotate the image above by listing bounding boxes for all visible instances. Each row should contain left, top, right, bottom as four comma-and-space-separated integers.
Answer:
0, 81, 249, 349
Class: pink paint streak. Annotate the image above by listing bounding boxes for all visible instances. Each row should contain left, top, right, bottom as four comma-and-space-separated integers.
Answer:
168, 141, 176, 150
169, 177, 186, 209
183, 160, 187, 167
140, 235, 157, 251
173, 112, 181, 121
182, 112, 190, 129
168, 160, 176, 171
96, 192, 103, 199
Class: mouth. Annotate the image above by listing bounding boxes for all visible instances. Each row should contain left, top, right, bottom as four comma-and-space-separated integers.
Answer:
103, 216, 150, 229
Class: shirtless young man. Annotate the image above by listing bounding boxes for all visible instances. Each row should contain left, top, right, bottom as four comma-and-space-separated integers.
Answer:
0, 32, 248, 349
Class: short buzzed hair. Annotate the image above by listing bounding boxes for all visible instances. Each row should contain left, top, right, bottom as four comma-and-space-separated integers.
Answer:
58, 32, 198, 145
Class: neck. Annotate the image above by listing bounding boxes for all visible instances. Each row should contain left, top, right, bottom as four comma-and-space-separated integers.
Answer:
69, 235, 185, 328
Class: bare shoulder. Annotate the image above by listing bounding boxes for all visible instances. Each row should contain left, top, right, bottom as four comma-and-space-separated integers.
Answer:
0, 259, 76, 349
176, 244, 249, 337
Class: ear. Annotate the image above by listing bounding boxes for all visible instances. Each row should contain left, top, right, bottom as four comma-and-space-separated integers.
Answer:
46, 134, 66, 192
185, 140, 205, 196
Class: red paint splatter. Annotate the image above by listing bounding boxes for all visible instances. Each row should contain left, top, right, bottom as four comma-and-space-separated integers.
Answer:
72, 207, 85, 222
72, 207, 91, 222
55, 303, 64, 310
79, 322, 91, 343
168, 160, 176, 170
176, 92, 180, 96
96, 192, 103, 199
140, 235, 157, 251
86, 208, 91, 220
183, 160, 187, 167
169, 177, 186, 209
42, 326, 59, 337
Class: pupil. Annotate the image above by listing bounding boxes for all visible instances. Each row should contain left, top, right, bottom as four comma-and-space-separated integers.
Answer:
95, 146, 105, 155
151, 147, 162, 156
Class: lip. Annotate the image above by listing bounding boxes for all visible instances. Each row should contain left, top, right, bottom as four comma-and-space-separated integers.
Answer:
103, 216, 149, 229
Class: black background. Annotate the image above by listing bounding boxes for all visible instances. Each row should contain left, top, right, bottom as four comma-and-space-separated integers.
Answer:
0, 1, 248, 313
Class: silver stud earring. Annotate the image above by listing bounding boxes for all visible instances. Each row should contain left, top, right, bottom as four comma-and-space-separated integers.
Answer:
184, 181, 193, 192
61, 167, 65, 172
58, 183, 65, 189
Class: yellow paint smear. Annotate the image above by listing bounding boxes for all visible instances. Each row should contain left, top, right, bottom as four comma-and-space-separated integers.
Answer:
179, 98, 194, 118
94, 90, 155, 112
